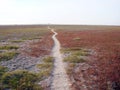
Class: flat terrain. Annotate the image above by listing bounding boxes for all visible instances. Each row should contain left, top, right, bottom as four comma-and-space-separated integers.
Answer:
51, 28, 71, 90
55, 25, 120, 90
0, 25, 120, 90
0, 25, 54, 89
52, 25, 120, 31
0, 25, 49, 41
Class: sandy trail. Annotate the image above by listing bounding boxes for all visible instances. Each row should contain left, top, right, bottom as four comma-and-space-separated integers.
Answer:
50, 28, 71, 90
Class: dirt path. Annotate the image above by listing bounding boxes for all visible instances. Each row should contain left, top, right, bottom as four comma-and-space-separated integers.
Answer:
50, 28, 71, 90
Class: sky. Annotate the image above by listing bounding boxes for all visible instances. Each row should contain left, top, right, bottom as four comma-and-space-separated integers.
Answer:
0, 0, 120, 25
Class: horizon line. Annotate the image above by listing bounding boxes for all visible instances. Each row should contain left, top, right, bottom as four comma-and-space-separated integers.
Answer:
0, 23, 120, 26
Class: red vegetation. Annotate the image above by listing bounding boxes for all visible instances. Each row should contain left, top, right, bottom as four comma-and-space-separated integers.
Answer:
57, 30, 120, 90
23, 32, 53, 57
57, 30, 120, 48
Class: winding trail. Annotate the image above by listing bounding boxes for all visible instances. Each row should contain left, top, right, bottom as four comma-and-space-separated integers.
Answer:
50, 28, 71, 90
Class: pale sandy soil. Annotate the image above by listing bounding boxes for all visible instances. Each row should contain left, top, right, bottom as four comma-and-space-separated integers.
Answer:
50, 28, 71, 90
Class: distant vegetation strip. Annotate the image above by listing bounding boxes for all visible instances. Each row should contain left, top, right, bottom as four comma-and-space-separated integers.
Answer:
0, 46, 19, 50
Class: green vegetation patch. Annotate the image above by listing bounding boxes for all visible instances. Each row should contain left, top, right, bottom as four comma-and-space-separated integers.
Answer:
63, 48, 91, 75
37, 56, 54, 79
0, 66, 8, 80
61, 47, 89, 52
61, 47, 82, 53
64, 55, 85, 63
0, 46, 19, 50
0, 66, 8, 89
43, 56, 54, 63
37, 63, 53, 69
73, 50, 89, 56
1, 70, 42, 90
38, 69, 52, 81
73, 37, 81, 41
63, 49, 89, 63
11, 40, 24, 43
0, 52, 19, 61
